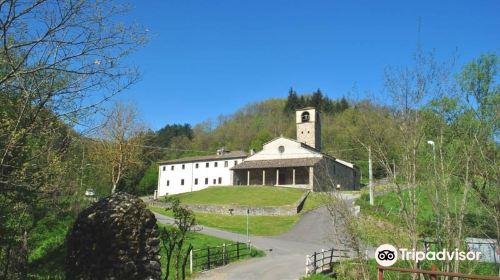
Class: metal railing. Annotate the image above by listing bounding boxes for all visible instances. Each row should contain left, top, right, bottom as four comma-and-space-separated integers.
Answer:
189, 242, 251, 273
377, 265, 500, 280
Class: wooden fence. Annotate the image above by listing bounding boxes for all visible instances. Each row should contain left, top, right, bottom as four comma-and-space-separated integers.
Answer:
377, 265, 500, 280
189, 242, 251, 273
305, 248, 351, 276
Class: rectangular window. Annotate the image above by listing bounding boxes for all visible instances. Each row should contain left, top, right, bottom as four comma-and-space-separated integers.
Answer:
213, 178, 216, 184
206, 162, 209, 168
234, 160, 238, 166
195, 163, 199, 168
162, 166, 166, 171
171, 165, 174, 171
181, 179, 184, 185
182, 164, 185, 170
224, 161, 228, 167
167, 180, 169, 186
205, 178, 208, 185
218, 177, 222, 184
214, 162, 218, 167
194, 178, 198, 185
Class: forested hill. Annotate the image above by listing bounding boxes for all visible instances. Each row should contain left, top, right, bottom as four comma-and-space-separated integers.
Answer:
151, 90, 371, 164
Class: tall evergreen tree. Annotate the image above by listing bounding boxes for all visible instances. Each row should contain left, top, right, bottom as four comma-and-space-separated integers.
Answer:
284, 88, 300, 113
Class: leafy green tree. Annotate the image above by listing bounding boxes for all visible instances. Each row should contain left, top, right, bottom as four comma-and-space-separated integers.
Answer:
138, 163, 159, 195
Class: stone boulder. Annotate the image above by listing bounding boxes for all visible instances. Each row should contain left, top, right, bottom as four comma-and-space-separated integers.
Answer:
66, 192, 161, 280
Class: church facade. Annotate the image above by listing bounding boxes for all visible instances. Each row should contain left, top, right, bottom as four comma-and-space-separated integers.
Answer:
157, 107, 360, 196
231, 108, 360, 191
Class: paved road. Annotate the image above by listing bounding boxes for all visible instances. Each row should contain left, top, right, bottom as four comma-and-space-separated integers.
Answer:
154, 202, 357, 280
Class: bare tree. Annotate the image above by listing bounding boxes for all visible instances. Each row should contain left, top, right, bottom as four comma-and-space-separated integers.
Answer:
93, 102, 146, 194
0, 0, 146, 276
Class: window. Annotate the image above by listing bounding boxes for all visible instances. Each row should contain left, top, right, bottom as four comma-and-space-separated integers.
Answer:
214, 162, 218, 167
224, 161, 228, 167
213, 179, 216, 184
218, 177, 222, 184
181, 179, 184, 185
234, 160, 238, 166
171, 165, 174, 171
194, 178, 198, 185
195, 163, 199, 168
206, 162, 209, 168
166, 180, 169, 186
182, 164, 185, 170
205, 178, 208, 184
278, 146, 285, 153
162, 166, 166, 171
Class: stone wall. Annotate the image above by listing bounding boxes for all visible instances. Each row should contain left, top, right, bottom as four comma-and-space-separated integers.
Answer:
149, 190, 310, 216
66, 192, 161, 280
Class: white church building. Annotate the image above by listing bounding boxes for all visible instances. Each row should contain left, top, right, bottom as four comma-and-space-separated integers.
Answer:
157, 107, 360, 196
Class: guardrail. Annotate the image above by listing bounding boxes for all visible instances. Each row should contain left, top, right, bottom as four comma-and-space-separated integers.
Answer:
377, 265, 500, 280
305, 248, 351, 276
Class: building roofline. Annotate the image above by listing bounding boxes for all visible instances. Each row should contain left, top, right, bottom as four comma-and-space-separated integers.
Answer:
158, 151, 247, 165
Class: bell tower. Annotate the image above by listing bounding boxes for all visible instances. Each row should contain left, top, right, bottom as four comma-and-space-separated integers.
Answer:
296, 107, 321, 150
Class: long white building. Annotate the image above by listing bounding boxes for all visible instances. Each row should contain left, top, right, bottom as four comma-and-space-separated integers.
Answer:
157, 151, 247, 196
157, 107, 360, 196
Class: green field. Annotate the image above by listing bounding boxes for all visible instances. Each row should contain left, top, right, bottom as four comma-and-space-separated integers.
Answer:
168, 186, 306, 207
157, 224, 264, 279
152, 191, 328, 236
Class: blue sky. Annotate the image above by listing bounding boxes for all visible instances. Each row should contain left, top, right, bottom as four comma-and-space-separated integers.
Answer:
117, 0, 499, 130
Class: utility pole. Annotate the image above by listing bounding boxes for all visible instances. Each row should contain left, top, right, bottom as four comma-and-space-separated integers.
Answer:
369, 146, 374, 206
246, 208, 250, 248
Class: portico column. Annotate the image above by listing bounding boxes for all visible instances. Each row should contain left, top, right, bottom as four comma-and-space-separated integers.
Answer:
309, 166, 314, 190
247, 170, 250, 186
293, 168, 296, 186
276, 169, 279, 186
262, 170, 266, 185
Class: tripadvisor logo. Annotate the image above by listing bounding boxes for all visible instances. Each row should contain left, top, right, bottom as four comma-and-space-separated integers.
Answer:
375, 244, 398, 266
375, 244, 482, 266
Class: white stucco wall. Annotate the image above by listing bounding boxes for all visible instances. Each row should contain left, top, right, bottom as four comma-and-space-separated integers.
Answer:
245, 137, 322, 161
157, 157, 245, 196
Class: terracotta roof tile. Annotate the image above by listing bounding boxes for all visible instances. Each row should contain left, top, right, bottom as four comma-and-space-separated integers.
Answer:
231, 157, 322, 170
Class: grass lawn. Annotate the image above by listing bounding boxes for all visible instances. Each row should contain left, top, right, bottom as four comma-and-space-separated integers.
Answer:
151, 191, 330, 236
157, 224, 264, 279
167, 186, 306, 207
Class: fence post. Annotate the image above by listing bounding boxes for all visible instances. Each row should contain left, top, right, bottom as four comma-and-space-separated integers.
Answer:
378, 267, 384, 280
236, 242, 240, 259
189, 249, 193, 274
313, 252, 317, 274
305, 254, 310, 276
207, 247, 210, 270
222, 243, 226, 265
321, 249, 325, 272
430, 264, 437, 280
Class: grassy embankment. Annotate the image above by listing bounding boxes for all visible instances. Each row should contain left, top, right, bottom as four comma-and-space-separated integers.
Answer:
351, 184, 499, 278
151, 186, 329, 236
28, 212, 263, 279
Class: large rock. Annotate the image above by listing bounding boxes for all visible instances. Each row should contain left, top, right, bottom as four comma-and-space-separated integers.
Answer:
66, 192, 161, 280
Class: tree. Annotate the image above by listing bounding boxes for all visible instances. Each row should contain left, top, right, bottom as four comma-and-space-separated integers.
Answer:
159, 198, 196, 280
0, 0, 145, 277
92, 102, 146, 194
284, 88, 300, 113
